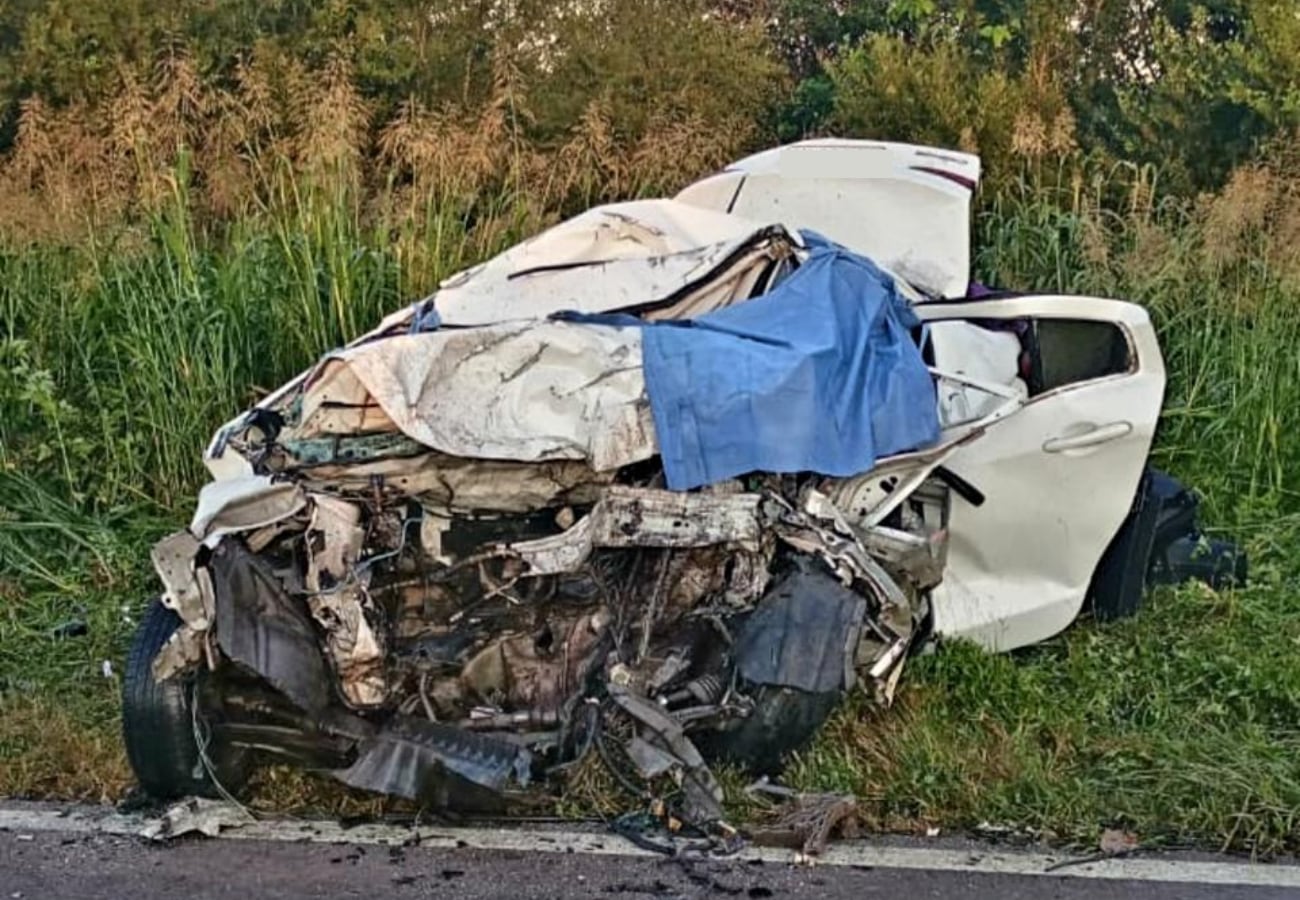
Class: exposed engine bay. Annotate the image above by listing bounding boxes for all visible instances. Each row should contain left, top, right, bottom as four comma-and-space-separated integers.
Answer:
150, 442, 947, 823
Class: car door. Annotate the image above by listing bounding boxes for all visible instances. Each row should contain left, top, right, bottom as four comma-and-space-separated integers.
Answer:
914, 295, 1166, 651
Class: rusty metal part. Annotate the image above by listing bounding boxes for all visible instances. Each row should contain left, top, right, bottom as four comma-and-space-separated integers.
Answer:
750, 790, 861, 856
507, 486, 765, 577
158, 467, 923, 816
302, 494, 388, 708
460, 609, 609, 713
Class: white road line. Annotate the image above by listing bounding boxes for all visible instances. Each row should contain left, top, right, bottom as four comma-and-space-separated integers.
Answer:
3, 805, 1299, 890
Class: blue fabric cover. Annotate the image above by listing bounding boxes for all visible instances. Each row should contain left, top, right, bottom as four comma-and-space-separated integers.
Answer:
636, 236, 939, 490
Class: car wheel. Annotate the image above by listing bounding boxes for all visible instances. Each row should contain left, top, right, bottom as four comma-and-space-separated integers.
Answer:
122, 598, 252, 800
701, 560, 862, 774
704, 684, 844, 775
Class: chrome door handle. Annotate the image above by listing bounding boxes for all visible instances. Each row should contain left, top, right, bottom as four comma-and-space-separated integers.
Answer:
1043, 421, 1132, 453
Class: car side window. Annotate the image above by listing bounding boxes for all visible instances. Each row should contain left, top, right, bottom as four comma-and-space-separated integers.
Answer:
1028, 319, 1132, 395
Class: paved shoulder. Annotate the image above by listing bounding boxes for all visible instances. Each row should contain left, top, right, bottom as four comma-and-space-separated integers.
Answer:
2, 803, 1299, 900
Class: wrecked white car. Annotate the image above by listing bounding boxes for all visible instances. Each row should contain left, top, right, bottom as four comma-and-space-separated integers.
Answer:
122, 141, 1243, 823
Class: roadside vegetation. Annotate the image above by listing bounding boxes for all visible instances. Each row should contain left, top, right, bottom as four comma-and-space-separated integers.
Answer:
2, 0, 1299, 854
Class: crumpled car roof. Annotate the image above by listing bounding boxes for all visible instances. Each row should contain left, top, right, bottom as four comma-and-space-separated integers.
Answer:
374, 197, 803, 330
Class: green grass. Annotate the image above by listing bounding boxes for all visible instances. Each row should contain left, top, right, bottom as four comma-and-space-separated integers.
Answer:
2, 171, 1299, 852
788, 578, 1300, 854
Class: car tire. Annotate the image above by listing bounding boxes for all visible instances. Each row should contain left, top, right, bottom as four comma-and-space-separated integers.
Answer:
122, 598, 251, 800
705, 684, 843, 775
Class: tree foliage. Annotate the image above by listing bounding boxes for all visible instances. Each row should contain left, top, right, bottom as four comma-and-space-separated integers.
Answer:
0, 0, 1294, 196
764, 0, 1300, 191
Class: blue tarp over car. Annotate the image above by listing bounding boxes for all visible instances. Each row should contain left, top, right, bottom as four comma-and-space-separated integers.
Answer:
555, 238, 941, 490
637, 237, 940, 490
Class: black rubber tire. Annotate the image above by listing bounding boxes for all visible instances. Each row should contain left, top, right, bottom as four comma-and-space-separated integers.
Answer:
122, 598, 251, 800
705, 684, 843, 775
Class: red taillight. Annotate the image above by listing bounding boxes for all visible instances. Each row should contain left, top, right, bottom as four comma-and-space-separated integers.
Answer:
909, 165, 978, 191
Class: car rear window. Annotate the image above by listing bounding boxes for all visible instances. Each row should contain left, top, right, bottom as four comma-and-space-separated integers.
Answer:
1031, 319, 1132, 394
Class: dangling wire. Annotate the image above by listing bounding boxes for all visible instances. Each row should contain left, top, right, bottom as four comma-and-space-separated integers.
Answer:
189, 681, 255, 823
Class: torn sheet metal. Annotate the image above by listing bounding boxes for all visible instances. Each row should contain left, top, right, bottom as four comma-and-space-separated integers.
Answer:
151, 530, 213, 630
303, 495, 388, 708
301, 495, 364, 587
336, 715, 532, 806
189, 476, 306, 546
436, 236, 791, 327
858, 526, 947, 592
776, 493, 912, 611
804, 484, 950, 591
430, 199, 799, 326
150, 474, 919, 820
507, 486, 764, 576
771, 492, 918, 703
151, 622, 205, 682
141, 797, 252, 841
640, 241, 794, 321
289, 453, 613, 515
288, 323, 656, 472
820, 404, 1013, 530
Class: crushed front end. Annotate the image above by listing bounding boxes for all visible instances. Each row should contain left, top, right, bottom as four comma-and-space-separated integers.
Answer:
151, 456, 946, 822
135, 199, 953, 825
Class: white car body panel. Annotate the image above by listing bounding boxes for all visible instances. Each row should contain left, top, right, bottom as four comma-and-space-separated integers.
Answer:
915, 297, 1166, 650
289, 322, 657, 471
675, 139, 980, 298
201, 200, 799, 479
431, 198, 799, 327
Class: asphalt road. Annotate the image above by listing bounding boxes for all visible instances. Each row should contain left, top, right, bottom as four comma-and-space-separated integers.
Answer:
4, 827, 1300, 900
